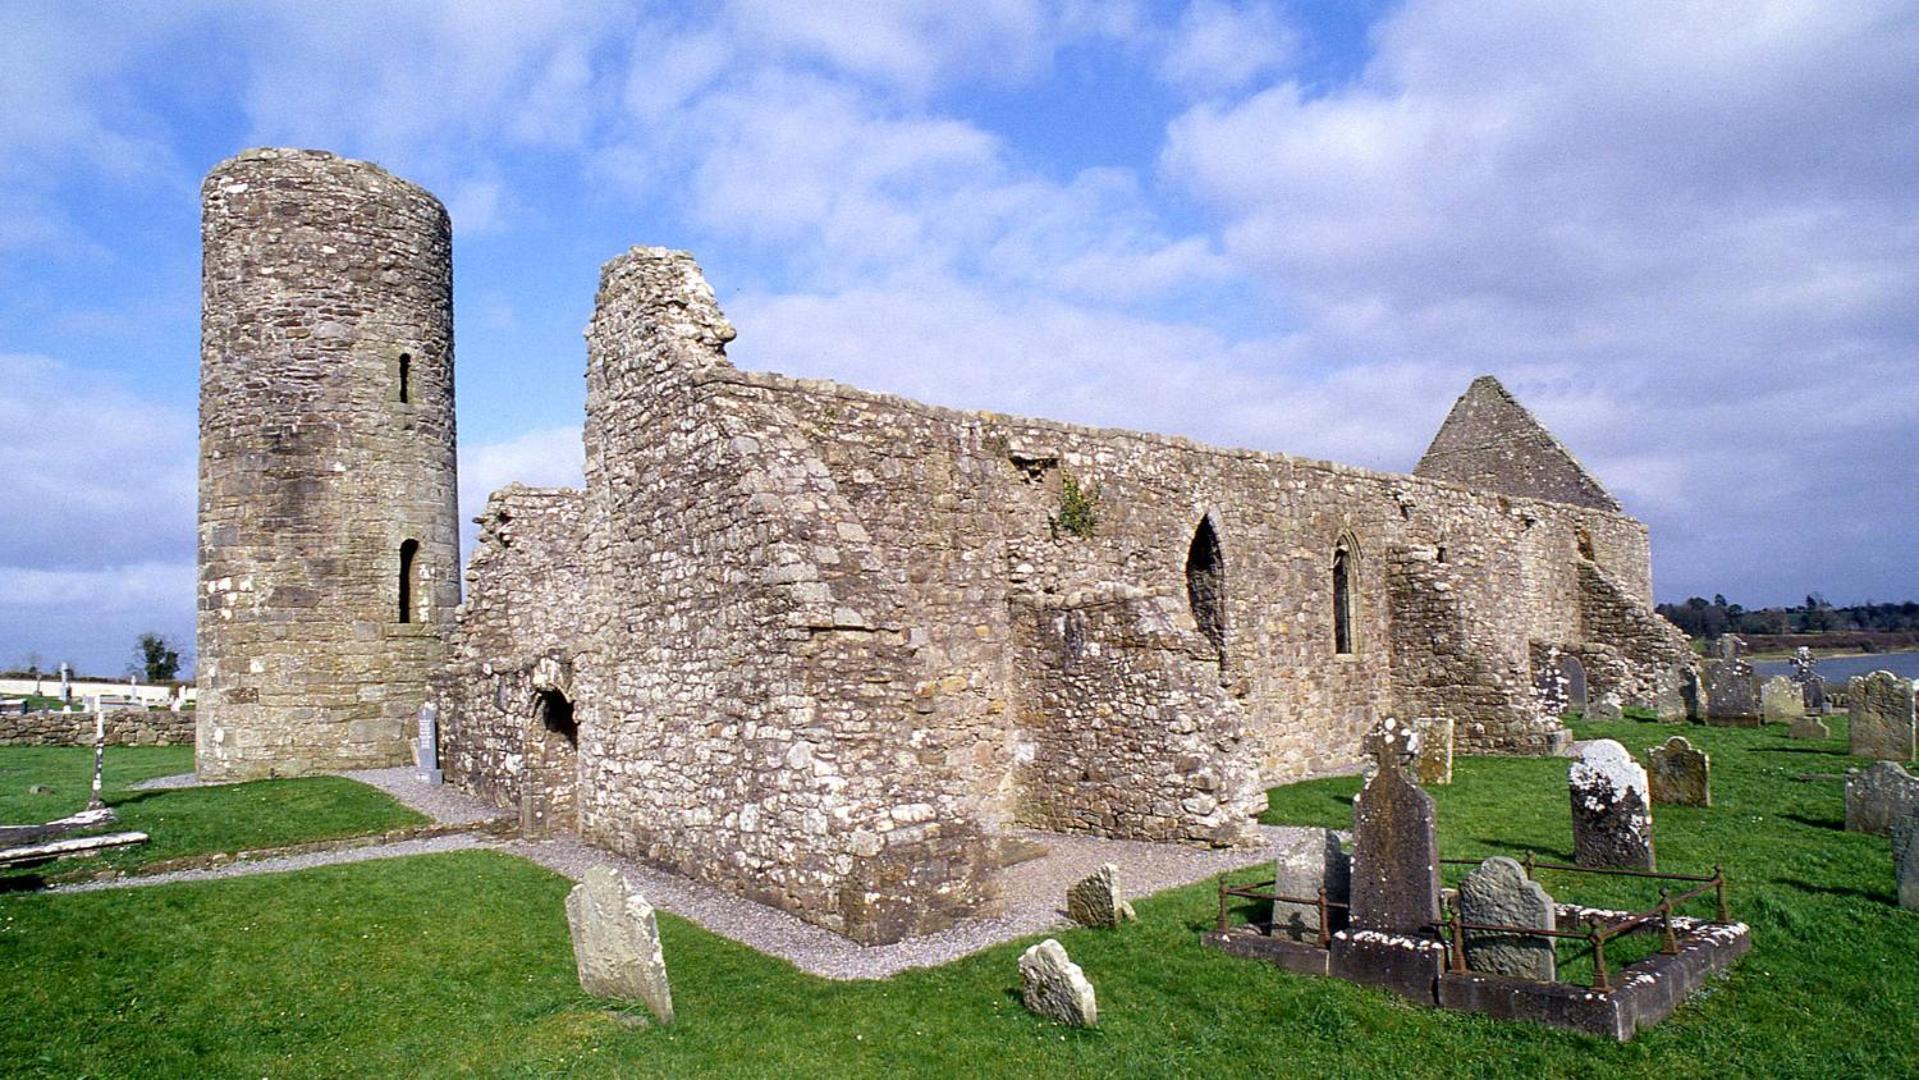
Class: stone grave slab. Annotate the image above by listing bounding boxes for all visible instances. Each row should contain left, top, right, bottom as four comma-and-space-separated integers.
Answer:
1588, 699, 1624, 723
1349, 764, 1441, 932
1703, 658, 1759, 726
1413, 716, 1454, 786
1646, 736, 1710, 808
1760, 676, 1804, 725
1787, 715, 1830, 740
1458, 856, 1556, 981
1844, 761, 1919, 836
1570, 740, 1655, 869
1066, 863, 1136, 929
1848, 671, 1916, 761
566, 866, 674, 1025
1893, 811, 1919, 911
1271, 827, 1349, 941
1019, 939, 1097, 1027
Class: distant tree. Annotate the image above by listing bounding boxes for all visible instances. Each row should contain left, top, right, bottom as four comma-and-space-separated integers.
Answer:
134, 633, 181, 683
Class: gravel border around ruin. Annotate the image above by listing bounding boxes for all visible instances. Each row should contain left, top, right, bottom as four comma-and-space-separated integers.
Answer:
47, 833, 490, 895
511, 823, 1316, 980
337, 767, 506, 825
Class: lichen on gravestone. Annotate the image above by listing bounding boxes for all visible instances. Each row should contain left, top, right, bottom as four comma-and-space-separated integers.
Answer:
1569, 739, 1655, 870
1065, 863, 1136, 929
1458, 856, 1556, 981
1018, 938, 1097, 1027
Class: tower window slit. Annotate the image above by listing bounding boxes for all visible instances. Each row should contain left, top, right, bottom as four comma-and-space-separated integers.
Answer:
398, 538, 419, 623
398, 353, 412, 404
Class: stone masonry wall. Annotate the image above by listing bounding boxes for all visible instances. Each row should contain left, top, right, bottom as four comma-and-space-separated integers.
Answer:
0, 709, 195, 747
198, 149, 459, 780
437, 485, 589, 812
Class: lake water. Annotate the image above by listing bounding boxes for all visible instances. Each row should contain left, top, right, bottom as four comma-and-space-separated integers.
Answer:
1751, 651, 1919, 683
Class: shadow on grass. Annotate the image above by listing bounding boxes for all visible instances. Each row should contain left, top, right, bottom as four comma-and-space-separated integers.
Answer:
1748, 746, 1848, 756
1780, 813, 1843, 831
1775, 877, 1893, 904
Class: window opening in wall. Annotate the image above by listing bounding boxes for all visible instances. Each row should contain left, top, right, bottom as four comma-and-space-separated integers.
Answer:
1435, 544, 1449, 564
1575, 526, 1595, 560
1185, 516, 1226, 662
1333, 541, 1356, 655
398, 353, 412, 404
398, 538, 419, 623
536, 689, 577, 748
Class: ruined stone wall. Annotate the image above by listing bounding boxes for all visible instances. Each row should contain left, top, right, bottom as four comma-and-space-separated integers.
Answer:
0, 709, 195, 747
436, 485, 589, 811
197, 149, 459, 780
1576, 560, 1697, 706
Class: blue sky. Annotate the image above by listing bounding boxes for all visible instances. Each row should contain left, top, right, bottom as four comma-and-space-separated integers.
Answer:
3, 1, 1916, 676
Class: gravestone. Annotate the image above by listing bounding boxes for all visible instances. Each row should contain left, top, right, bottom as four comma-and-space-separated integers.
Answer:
1893, 811, 1919, 911
1018, 939, 1097, 1027
1712, 635, 1747, 661
1349, 763, 1441, 932
1703, 658, 1759, 726
1458, 856, 1556, 981
1791, 647, 1827, 712
414, 702, 443, 786
565, 866, 675, 1025
1532, 648, 1589, 716
1646, 736, 1710, 807
1364, 715, 1420, 772
1562, 655, 1589, 713
1413, 716, 1453, 786
1569, 740, 1655, 869
1065, 863, 1136, 928
58, 662, 71, 704
1787, 714, 1831, 740
1271, 827, 1350, 941
1843, 761, 1919, 836
1587, 698, 1623, 723
1847, 671, 1916, 761
1760, 676, 1805, 725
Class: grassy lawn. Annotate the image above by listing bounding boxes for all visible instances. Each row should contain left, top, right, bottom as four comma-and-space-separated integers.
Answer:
1, 719, 1916, 1077
1, 747, 427, 875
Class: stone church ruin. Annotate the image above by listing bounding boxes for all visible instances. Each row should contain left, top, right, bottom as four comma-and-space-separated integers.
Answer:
194, 149, 1697, 945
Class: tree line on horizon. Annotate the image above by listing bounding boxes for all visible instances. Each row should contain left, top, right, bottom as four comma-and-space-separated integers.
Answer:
1657, 593, 1919, 641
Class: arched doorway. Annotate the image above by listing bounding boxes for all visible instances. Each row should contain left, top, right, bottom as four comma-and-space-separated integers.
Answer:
521, 688, 580, 836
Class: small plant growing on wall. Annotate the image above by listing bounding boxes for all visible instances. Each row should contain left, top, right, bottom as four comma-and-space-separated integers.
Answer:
1051, 472, 1101, 539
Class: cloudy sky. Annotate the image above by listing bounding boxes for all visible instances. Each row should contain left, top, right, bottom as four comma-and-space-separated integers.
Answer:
3, 1, 1915, 676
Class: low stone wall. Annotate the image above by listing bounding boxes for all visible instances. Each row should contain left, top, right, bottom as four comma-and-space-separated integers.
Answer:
0, 709, 195, 747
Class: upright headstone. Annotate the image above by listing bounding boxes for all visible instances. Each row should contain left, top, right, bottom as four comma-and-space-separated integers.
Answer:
1569, 740, 1655, 869
1458, 856, 1556, 981
1761, 676, 1805, 725
1532, 648, 1589, 716
1412, 716, 1453, 786
565, 866, 675, 1025
1848, 671, 1917, 761
1018, 939, 1097, 1027
1843, 761, 1919, 837
1587, 698, 1623, 723
1562, 655, 1589, 713
1703, 657, 1759, 726
58, 662, 71, 704
87, 707, 106, 811
1646, 736, 1710, 807
1787, 714, 1831, 740
414, 702, 443, 786
1348, 764, 1441, 932
1065, 863, 1136, 929
1892, 811, 1919, 911
1271, 827, 1350, 941
1790, 647, 1827, 712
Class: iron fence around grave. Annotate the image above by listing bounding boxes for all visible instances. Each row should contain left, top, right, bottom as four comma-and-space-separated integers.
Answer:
1213, 856, 1730, 993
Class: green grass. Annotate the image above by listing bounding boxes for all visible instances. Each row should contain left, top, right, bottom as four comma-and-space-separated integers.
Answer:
1, 746, 427, 875
1, 720, 1917, 1077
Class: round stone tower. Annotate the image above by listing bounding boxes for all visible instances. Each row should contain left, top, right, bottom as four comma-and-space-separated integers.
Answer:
197, 148, 459, 780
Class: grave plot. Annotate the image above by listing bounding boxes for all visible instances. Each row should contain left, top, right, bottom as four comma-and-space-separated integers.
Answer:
1201, 760, 1748, 1041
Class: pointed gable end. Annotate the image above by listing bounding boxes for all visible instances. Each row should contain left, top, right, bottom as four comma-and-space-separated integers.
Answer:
1414, 376, 1621, 512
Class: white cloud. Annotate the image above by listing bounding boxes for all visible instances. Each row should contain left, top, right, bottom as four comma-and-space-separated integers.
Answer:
456, 424, 585, 559
1158, 1, 1298, 96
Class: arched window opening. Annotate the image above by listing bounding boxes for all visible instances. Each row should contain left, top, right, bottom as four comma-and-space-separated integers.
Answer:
397, 353, 412, 404
398, 539, 420, 623
1333, 540, 1356, 655
1185, 516, 1226, 661
1575, 526, 1595, 560
536, 689, 577, 749
1435, 544, 1449, 564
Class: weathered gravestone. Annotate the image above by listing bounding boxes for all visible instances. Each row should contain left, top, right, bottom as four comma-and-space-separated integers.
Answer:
414, 702, 443, 786
1066, 863, 1136, 929
1348, 763, 1441, 932
565, 866, 675, 1025
1646, 736, 1710, 807
1532, 647, 1589, 716
1787, 714, 1831, 740
1843, 761, 1919, 836
1271, 827, 1350, 941
1018, 938, 1097, 1027
1847, 671, 1916, 761
1570, 740, 1655, 869
1413, 716, 1453, 786
1458, 856, 1556, 981
1892, 811, 1919, 911
1791, 647, 1827, 712
1703, 658, 1759, 726
1587, 698, 1624, 723
1761, 676, 1805, 726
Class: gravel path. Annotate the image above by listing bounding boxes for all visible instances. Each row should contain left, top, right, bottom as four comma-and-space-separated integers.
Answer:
337, 767, 505, 825
511, 824, 1315, 980
48, 833, 491, 895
